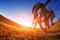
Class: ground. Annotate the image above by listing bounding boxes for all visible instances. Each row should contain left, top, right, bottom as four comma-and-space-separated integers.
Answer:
0, 15, 60, 40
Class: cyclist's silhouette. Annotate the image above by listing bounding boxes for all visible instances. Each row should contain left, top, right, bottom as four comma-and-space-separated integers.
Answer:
32, 0, 55, 29
31, 0, 60, 36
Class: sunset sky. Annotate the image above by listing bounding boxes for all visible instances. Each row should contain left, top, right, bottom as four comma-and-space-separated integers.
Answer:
0, 0, 60, 27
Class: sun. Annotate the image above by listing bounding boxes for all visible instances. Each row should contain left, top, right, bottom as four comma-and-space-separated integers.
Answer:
21, 22, 40, 28
19, 21, 40, 28
20, 22, 31, 27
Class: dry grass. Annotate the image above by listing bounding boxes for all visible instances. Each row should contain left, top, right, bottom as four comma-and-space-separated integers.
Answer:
0, 19, 60, 40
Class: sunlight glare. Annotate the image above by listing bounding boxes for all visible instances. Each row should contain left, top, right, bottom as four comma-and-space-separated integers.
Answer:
36, 24, 40, 28
20, 21, 32, 27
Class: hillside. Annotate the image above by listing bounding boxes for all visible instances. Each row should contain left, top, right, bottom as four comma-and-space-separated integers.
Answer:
0, 15, 22, 27
0, 15, 60, 40
47, 19, 60, 33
